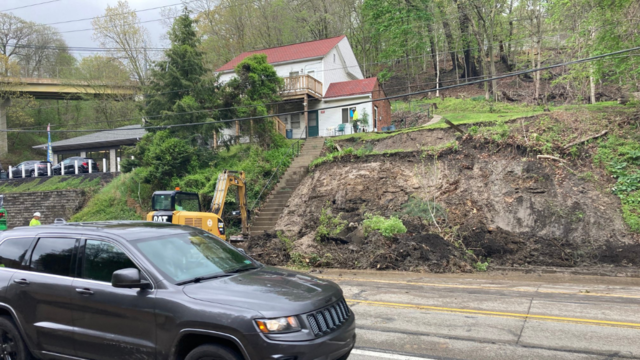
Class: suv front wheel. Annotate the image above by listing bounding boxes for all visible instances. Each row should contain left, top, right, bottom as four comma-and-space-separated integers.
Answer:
185, 344, 243, 360
0, 317, 31, 360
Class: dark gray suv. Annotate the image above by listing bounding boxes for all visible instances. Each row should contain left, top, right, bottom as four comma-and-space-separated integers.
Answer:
0, 222, 355, 360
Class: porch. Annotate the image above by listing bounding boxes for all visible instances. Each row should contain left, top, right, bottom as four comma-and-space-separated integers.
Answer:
281, 75, 323, 100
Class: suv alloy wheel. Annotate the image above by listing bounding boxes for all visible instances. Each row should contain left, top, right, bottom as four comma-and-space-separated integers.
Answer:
185, 344, 244, 360
0, 317, 31, 360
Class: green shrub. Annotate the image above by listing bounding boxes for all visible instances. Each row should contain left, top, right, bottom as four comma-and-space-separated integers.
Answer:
316, 205, 347, 241
594, 135, 640, 232
363, 214, 407, 238
399, 197, 447, 224
474, 261, 489, 272
471, 96, 485, 102
356, 143, 374, 157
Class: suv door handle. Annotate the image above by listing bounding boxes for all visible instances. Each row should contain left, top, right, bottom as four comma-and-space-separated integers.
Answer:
75, 288, 94, 296
13, 279, 29, 285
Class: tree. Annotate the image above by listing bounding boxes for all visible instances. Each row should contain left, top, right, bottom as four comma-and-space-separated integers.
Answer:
362, 0, 433, 91
468, 0, 506, 99
0, 14, 35, 75
19, 25, 72, 78
71, 56, 140, 129
226, 54, 284, 147
144, 8, 223, 141
92, 0, 152, 86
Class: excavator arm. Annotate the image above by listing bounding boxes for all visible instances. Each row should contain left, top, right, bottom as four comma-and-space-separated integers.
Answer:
211, 170, 249, 235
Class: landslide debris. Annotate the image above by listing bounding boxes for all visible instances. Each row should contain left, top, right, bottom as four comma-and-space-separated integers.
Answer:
248, 108, 640, 273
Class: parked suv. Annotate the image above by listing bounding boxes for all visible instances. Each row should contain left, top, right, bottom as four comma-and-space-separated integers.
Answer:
0, 222, 355, 360
10, 160, 52, 178
52, 156, 100, 175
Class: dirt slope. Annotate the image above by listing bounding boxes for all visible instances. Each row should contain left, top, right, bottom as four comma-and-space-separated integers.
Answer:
248, 111, 640, 272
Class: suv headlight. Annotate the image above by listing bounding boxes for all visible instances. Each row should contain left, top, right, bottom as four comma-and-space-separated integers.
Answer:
255, 316, 300, 334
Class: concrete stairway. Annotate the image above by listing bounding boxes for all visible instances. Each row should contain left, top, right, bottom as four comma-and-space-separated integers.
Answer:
250, 137, 325, 236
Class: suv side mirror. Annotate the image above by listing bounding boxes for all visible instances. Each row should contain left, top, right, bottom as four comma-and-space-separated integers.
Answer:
112, 268, 151, 289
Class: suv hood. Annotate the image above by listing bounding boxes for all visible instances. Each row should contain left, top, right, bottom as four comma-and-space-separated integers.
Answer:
182, 267, 343, 318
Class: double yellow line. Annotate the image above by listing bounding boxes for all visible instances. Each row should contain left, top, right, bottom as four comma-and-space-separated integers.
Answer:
346, 299, 640, 330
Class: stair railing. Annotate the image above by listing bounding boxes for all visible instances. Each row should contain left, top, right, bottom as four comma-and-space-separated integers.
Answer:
250, 126, 306, 212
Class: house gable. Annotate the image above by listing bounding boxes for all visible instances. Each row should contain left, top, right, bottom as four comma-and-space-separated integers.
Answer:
216, 36, 346, 73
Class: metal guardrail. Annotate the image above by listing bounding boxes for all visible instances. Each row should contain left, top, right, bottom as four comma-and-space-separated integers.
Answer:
250, 127, 306, 211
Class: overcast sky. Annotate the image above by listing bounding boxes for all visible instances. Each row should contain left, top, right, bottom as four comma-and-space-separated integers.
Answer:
2, 0, 179, 55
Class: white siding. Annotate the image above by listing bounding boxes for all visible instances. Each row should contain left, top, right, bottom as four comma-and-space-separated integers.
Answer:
312, 96, 374, 137
218, 58, 324, 85
337, 37, 364, 79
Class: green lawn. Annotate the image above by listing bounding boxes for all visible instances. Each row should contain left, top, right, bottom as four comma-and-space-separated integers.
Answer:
0, 176, 103, 194
335, 99, 630, 142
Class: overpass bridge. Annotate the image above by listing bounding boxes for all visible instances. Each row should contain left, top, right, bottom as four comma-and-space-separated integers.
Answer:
0, 77, 137, 156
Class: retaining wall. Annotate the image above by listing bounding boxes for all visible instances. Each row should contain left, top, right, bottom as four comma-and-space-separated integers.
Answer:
4, 190, 88, 228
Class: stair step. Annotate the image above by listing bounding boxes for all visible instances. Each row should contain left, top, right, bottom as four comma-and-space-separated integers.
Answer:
253, 221, 278, 228
255, 214, 281, 222
251, 226, 274, 232
257, 211, 283, 217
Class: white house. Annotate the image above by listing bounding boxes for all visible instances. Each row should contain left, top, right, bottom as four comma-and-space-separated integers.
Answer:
216, 36, 391, 140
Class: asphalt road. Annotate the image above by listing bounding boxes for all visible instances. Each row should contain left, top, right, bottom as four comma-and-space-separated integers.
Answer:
315, 270, 640, 360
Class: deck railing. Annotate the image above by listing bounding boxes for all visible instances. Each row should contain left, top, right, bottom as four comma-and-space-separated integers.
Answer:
273, 116, 287, 137
282, 75, 323, 99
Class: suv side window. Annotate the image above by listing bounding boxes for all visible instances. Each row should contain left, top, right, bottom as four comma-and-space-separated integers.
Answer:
83, 240, 137, 282
30, 238, 77, 277
0, 238, 33, 269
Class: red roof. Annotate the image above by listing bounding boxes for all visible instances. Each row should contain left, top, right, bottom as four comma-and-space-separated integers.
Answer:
216, 36, 346, 72
324, 78, 378, 99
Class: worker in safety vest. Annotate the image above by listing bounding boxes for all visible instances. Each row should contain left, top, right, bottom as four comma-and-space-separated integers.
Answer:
30, 212, 42, 227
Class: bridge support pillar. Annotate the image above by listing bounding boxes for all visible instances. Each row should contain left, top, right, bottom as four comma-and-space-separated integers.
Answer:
109, 148, 117, 173
0, 98, 11, 157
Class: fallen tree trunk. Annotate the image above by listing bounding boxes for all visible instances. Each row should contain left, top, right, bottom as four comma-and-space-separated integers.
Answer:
537, 155, 567, 163
563, 130, 608, 150
444, 119, 465, 134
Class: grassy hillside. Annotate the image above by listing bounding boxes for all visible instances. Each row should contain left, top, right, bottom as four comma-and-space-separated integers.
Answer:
319, 102, 640, 233
0, 175, 105, 194
71, 141, 298, 233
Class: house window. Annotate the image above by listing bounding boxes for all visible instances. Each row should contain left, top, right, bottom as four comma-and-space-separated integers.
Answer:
307, 70, 315, 78
342, 107, 356, 124
289, 71, 300, 77
291, 113, 301, 129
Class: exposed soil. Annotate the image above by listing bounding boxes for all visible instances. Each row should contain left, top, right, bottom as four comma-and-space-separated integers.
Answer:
246, 231, 470, 272
247, 111, 640, 273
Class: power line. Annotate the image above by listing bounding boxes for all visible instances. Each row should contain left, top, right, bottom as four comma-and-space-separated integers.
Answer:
4, 45, 639, 134
44, 1, 195, 26
54, 0, 257, 35
16, 32, 630, 115
0, 0, 61, 12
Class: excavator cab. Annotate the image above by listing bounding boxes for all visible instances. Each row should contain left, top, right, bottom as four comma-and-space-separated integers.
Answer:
146, 170, 249, 241
148, 190, 227, 240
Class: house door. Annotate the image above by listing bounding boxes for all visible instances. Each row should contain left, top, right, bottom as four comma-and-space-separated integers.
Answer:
374, 106, 379, 131
308, 111, 319, 137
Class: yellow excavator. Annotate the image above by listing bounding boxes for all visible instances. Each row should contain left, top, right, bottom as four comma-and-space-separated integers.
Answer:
146, 170, 249, 241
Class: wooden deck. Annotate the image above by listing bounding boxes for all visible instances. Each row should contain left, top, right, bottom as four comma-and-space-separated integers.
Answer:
281, 75, 323, 100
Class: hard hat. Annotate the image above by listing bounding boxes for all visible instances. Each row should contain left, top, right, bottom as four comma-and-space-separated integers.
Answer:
34, 212, 41, 217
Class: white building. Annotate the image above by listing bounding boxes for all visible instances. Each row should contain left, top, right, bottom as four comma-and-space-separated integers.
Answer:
216, 36, 391, 140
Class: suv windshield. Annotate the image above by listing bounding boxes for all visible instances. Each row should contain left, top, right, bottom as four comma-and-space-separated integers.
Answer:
131, 231, 256, 284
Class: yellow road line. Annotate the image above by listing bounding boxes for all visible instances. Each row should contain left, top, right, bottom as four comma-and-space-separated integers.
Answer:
322, 276, 640, 299
346, 299, 640, 329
